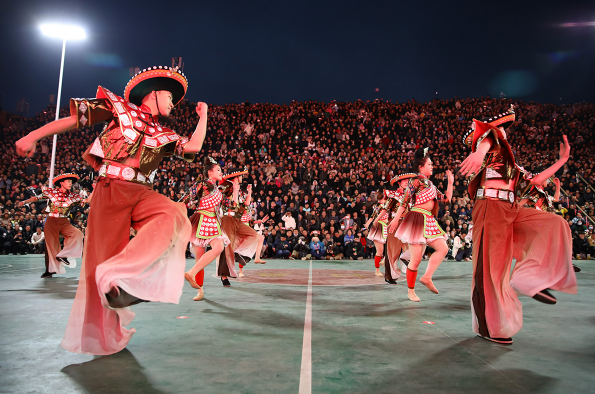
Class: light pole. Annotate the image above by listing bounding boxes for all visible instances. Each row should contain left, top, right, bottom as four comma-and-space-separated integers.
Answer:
40, 24, 86, 187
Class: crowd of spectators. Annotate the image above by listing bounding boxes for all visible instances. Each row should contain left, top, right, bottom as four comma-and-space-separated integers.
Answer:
1, 95, 594, 261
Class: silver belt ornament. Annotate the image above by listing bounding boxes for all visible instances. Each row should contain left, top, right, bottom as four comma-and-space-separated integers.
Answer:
477, 188, 514, 203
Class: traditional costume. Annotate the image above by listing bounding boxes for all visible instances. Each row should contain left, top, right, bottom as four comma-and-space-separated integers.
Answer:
367, 199, 389, 277
187, 179, 231, 249
394, 171, 449, 293
463, 108, 577, 343
383, 173, 416, 282
518, 183, 555, 212
186, 175, 234, 291
217, 169, 263, 279
61, 66, 195, 355
394, 175, 448, 245
39, 173, 84, 277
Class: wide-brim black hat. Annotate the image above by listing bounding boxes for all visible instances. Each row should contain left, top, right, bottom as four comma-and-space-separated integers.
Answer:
124, 66, 188, 106
463, 105, 515, 147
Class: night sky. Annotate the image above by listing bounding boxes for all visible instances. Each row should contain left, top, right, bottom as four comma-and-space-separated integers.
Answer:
1, 0, 594, 115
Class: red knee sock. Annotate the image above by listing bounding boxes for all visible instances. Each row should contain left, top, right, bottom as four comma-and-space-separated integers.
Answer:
195, 270, 205, 287
406, 268, 417, 289
374, 255, 383, 268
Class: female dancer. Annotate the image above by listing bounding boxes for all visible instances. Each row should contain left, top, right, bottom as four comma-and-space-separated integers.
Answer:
184, 157, 232, 301
218, 169, 266, 284
389, 148, 454, 302
383, 173, 417, 283
365, 196, 389, 277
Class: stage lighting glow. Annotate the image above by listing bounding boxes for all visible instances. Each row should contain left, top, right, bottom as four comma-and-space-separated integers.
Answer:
559, 22, 595, 27
40, 24, 86, 41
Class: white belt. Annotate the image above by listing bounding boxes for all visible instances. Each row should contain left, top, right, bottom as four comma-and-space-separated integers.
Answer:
476, 188, 515, 203
98, 164, 155, 184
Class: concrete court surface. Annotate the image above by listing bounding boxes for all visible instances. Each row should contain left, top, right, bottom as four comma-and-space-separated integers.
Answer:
0, 255, 593, 394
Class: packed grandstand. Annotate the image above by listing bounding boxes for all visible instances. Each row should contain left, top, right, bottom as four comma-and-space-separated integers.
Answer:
1, 97, 594, 259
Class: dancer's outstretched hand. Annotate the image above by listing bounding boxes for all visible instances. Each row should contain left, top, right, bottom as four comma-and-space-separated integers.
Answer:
559, 135, 570, 161
459, 151, 485, 178
196, 102, 208, 118
16, 136, 37, 158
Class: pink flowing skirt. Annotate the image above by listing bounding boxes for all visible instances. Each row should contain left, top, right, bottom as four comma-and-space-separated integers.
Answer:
394, 208, 446, 244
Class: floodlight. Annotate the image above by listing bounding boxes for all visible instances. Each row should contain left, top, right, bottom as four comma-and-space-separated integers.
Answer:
40, 24, 86, 41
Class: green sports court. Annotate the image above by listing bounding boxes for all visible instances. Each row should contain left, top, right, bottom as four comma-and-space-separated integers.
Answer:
0, 255, 593, 394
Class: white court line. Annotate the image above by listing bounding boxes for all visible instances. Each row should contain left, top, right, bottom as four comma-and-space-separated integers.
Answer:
298, 260, 313, 394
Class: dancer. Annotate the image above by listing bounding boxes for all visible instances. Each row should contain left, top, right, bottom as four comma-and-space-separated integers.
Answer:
389, 148, 454, 302
460, 107, 577, 344
16, 65, 208, 355
365, 196, 389, 277
18, 173, 85, 278
218, 169, 266, 281
383, 173, 417, 284
184, 158, 232, 301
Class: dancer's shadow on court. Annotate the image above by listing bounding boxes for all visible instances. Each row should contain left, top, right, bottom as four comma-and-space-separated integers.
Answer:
202, 298, 305, 330
329, 338, 556, 394
62, 348, 165, 394
3, 277, 78, 299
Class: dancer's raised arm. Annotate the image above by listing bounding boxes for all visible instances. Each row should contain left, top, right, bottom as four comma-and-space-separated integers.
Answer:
183, 102, 209, 154
16, 116, 77, 157
530, 136, 570, 186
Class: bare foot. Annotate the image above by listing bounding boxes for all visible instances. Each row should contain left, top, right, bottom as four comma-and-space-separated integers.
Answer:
254, 259, 267, 264
193, 286, 204, 301
184, 272, 199, 289
239, 271, 245, 277
420, 276, 439, 294
407, 289, 421, 302
375, 271, 383, 277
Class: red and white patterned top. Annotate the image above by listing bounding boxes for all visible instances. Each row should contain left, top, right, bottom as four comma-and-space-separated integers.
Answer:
238, 191, 252, 223
402, 174, 446, 206
42, 187, 83, 218
197, 180, 223, 210
384, 189, 404, 203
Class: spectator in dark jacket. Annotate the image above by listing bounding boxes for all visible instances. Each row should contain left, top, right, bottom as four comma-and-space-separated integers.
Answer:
273, 235, 291, 259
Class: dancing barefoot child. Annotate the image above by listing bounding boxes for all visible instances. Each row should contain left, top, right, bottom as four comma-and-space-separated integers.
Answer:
459, 107, 576, 344
16, 66, 208, 355
389, 148, 454, 302
383, 173, 417, 283
18, 173, 86, 278
184, 158, 233, 301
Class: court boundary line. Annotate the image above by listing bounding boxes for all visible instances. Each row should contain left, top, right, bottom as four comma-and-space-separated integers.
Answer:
298, 260, 313, 394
